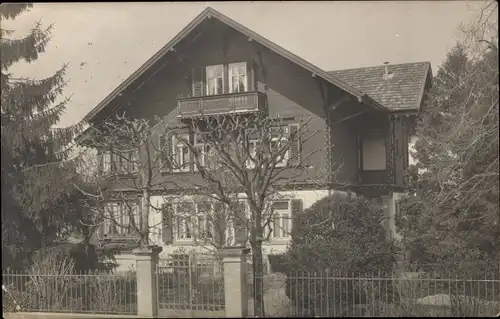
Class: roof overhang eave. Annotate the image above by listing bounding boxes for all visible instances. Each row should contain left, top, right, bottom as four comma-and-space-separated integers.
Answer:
83, 7, 388, 123
360, 94, 389, 113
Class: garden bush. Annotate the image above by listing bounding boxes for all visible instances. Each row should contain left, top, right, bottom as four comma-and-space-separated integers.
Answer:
284, 194, 399, 316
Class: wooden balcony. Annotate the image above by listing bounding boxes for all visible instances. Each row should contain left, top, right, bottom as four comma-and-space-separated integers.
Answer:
177, 91, 266, 118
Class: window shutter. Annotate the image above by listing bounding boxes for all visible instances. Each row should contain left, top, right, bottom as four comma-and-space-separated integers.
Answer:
185, 72, 193, 97
159, 133, 173, 172
233, 201, 248, 245
288, 123, 300, 166
247, 59, 255, 91
223, 64, 229, 94
98, 203, 105, 240
132, 202, 141, 236
97, 151, 103, 176
162, 203, 174, 244
290, 199, 303, 240
192, 67, 205, 97
213, 202, 226, 248
110, 150, 116, 173
188, 133, 195, 172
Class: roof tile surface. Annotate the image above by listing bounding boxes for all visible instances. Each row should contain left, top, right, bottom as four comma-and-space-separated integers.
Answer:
328, 62, 431, 111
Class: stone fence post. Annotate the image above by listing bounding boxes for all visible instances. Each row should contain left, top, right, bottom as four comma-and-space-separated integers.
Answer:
133, 245, 162, 318
220, 246, 251, 318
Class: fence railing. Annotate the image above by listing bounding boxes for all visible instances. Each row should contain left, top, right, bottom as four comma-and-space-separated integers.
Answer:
5, 254, 499, 318
2, 270, 137, 315
157, 254, 225, 312
248, 272, 500, 317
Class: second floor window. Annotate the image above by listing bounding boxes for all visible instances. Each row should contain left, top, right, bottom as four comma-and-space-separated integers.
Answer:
172, 134, 190, 172
114, 150, 138, 174
270, 126, 290, 167
193, 133, 215, 170
102, 151, 112, 174
206, 65, 224, 96
164, 124, 299, 173
245, 139, 259, 169
100, 149, 138, 175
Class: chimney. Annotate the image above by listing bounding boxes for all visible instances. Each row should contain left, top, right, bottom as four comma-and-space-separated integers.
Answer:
383, 62, 390, 78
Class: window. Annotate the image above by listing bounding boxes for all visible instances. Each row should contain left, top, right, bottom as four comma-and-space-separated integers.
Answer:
197, 203, 214, 239
129, 150, 138, 172
270, 126, 289, 167
244, 125, 298, 169
193, 134, 214, 170
173, 202, 217, 241
175, 203, 196, 240
361, 130, 387, 171
245, 140, 259, 169
100, 201, 140, 239
206, 65, 224, 95
101, 151, 112, 174
172, 134, 191, 172
114, 150, 138, 174
198, 62, 250, 96
100, 149, 137, 175
228, 62, 247, 93
265, 201, 291, 240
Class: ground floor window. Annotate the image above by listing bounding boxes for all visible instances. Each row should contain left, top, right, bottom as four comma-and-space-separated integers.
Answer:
100, 201, 140, 239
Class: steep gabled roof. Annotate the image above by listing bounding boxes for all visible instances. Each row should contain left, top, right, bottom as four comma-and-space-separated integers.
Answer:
328, 62, 432, 112
84, 7, 388, 123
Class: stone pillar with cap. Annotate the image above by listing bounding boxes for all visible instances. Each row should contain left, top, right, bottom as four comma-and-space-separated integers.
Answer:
133, 245, 162, 318
220, 246, 251, 318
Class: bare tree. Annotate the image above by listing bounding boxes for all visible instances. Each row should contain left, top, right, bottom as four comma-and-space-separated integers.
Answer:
167, 112, 322, 316
78, 114, 181, 248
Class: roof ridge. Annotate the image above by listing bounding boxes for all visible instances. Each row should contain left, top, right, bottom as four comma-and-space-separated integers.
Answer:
329, 61, 430, 73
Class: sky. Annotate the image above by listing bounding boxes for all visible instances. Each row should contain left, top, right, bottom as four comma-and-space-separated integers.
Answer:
3, 1, 482, 128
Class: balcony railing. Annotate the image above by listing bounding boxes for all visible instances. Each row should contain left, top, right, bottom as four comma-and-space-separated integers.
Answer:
177, 91, 266, 118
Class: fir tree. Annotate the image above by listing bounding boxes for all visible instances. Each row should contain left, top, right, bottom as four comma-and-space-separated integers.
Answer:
398, 2, 499, 274
1, 4, 88, 269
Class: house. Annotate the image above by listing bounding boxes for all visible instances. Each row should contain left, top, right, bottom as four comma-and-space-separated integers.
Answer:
79, 7, 432, 270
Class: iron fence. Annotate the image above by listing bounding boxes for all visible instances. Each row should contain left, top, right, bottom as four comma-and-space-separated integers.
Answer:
248, 271, 500, 317
2, 270, 137, 315
157, 254, 225, 313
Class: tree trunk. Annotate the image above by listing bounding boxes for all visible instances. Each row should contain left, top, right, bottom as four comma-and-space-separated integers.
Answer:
251, 241, 265, 317
141, 187, 150, 246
